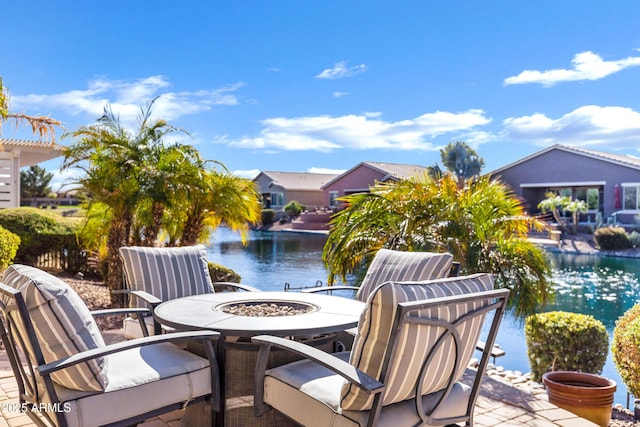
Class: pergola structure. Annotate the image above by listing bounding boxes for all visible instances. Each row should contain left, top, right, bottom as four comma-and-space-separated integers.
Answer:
0, 139, 65, 208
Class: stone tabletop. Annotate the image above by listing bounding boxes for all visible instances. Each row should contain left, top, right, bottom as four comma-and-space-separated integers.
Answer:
154, 291, 364, 337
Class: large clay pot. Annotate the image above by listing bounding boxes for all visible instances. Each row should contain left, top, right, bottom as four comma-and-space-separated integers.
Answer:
542, 371, 616, 427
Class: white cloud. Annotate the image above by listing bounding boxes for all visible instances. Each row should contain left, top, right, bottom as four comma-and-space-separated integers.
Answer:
316, 61, 367, 79
226, 109, 492, 153
502, 105, 640, 149
504, 50, 640, 87
332, 91, 350, 98
11, 76, 244, 125
307, 167, 346, 174
49, 167, 85, 192
232, 169, 261, 179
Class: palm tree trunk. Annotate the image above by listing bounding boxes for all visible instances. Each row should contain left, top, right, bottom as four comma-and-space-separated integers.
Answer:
106, 215, 130, 307
181, 211, 205, 246
142, 202, 164, 246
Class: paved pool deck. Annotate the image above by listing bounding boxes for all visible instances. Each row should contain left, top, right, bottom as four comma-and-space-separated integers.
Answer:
0, 329, 598, 427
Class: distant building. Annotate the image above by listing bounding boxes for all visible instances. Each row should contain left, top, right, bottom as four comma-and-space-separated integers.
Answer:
253, 171, 339, 215
321, 161, 430, 208
491, 144, 640, 224
0, 139, 65, 208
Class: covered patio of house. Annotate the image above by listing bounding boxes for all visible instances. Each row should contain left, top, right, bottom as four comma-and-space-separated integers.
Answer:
0, 139, 65, 208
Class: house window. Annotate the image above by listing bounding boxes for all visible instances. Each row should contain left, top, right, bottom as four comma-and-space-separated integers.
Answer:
623, 185, 639, 210
329, 191, 338, 207
575, 188, 599, 210
270, 192, 284, 207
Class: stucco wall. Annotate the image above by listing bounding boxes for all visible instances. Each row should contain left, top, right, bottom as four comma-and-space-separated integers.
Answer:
495, 149, 640, 218
322, 165, 385, 206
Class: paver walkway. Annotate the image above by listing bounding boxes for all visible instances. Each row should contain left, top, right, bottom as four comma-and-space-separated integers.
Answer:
0, 329, 597, 426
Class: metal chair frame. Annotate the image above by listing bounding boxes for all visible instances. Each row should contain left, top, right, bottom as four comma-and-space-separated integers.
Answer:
0, 283, 221, 427
253, 288, 509, 427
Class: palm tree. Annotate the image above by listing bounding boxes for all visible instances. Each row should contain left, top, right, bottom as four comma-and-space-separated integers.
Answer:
0, 77, 60, 142
177, 169, 262, 246
63, 106, 144, 305
439, 141, 485, 187
20, 165, 54, 199
323, 173, 551, 317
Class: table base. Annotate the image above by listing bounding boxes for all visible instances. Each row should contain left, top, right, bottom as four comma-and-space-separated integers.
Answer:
187, 334, 337, 427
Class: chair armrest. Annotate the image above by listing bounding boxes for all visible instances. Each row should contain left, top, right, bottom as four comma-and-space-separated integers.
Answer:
90, 307, 151, 318
252, 334, 383, 393
37, 330, 220, 376
91, 307, 152, 336
300, 286, 358, 295
213, 282, 260, 292
113, 289, 162, 306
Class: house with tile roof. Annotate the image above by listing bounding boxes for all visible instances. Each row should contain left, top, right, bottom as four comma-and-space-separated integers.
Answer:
0, 139, 65, 208
253, 171, 339, 215
491, 144, 640, 224
321, 161, 430, 208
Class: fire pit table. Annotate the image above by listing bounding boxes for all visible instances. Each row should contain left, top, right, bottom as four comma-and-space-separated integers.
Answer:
154, 291, 364, 427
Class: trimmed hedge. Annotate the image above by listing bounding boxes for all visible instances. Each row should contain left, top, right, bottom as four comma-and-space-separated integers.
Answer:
593, 226, 632, 250
208, 262, 241, 283
261, 209, 276, 225
0, 226, 20, 272
525, 311, 608, 382
0, 207, 85, 272
612, 304, 640, 396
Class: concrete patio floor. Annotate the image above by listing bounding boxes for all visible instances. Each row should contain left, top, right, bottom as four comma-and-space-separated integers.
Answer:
0, 329, 598, 427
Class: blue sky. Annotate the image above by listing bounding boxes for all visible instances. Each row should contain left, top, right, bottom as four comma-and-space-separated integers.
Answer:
2, 1, 640, 190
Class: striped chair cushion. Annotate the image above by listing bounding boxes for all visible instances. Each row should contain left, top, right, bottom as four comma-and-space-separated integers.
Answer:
120, 245, 214, 309
342, 273, 494, 411
355, 249, 454, 301
1, 264, 107, 392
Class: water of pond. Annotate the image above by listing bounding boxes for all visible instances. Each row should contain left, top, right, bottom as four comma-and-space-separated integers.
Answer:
207, 228, 640, 407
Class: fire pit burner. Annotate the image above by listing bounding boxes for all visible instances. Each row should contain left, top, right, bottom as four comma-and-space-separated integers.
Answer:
218, 300, 318, 317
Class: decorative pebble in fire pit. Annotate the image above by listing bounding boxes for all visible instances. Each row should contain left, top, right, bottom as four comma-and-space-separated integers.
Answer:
219, 301, 316, 317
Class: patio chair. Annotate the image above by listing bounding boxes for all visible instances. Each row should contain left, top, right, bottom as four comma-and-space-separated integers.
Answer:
252, 273, 509, 427
301, 249, 455, 299
0, 264, 221, 427
119, 244, 259, 338
298, 249, 454, 349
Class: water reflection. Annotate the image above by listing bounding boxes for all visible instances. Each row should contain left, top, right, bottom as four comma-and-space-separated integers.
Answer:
547, 254, 640, 330
209, 229, 344, 291
207, 228, 640, 406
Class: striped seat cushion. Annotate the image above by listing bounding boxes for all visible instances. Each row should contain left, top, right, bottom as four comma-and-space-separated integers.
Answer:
1, 264, 107, 392
342, 273, 494, 411
119, 245, 214, 309
355, 249, 454, 301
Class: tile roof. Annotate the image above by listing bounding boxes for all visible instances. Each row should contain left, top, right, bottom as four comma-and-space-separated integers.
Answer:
257, 171, 339, 190
362, 161, 431, 180
491, 144, 640, 174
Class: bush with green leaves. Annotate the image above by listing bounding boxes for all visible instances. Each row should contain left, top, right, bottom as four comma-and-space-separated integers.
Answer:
261, 209, 276, 225
0, 207, 85, 272
283, 200, 304, 219
612, 304, 640, 397
208, 262, 241, 283
0, 226, 20, 272
628, 231, 640, 248
593, 226, 632, 250
525, 311, 609, 382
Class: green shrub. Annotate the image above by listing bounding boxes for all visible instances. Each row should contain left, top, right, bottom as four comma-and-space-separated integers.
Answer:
629, 231, 640, 248
261, 209, 276, 225
0, 226, 20, 272
283, 200, 304, 218
0, 207, 85, 272
612, 304, 640, 396
593, 226, 632, 250
207, 262, 241, 283
525, 311, 609, 382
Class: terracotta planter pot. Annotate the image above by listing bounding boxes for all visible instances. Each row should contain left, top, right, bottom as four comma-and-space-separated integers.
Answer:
542, 371, 616, 427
